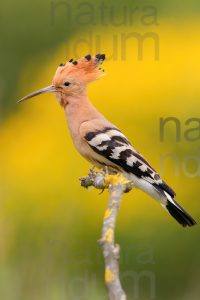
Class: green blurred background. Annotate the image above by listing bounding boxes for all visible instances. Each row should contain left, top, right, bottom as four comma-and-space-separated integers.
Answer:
1, 1, 200, 299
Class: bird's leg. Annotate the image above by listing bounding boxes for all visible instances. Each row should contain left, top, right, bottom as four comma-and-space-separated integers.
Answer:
90, 165, 95, 174
103, 166, 118, 175
98, 166, 115, 194
104, 166, 109, 175
97, 166, 108, 194
99, 166, 114, 194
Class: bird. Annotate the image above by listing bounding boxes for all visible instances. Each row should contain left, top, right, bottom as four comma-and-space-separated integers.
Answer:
17, 53, 196, 227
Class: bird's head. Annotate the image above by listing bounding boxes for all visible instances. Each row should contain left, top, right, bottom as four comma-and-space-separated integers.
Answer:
17, 54, 105, 106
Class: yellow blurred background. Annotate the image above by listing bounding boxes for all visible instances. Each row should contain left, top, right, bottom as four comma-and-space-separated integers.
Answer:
1, 1, 200, 299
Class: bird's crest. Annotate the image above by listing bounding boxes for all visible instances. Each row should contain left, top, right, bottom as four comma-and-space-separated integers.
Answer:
53, 54, 106, 85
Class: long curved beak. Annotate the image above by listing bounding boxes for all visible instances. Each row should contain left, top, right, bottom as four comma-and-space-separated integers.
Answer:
17, 85, 57, 103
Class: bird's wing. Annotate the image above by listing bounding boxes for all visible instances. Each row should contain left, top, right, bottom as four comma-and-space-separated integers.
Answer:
84, 127, 176, 198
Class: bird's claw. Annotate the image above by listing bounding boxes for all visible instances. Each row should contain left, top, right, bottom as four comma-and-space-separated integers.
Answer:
99, 187, 105, 195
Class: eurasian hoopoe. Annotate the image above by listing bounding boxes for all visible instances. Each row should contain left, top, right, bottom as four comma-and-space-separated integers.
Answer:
18, 54, 196, 227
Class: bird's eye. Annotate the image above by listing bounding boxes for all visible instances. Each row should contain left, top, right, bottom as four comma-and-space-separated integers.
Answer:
64, 81, 70, 87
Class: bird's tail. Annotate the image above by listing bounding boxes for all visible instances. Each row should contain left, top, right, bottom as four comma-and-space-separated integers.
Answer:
165, 196, 196, 227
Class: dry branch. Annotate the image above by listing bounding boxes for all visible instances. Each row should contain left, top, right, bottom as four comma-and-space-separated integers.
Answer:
80, 169, 133, 300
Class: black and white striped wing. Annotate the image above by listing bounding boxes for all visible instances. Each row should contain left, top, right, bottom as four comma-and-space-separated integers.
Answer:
85, 127, 176, 198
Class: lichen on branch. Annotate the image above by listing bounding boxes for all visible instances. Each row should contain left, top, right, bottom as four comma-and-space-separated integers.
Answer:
80, 168, 134, 300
